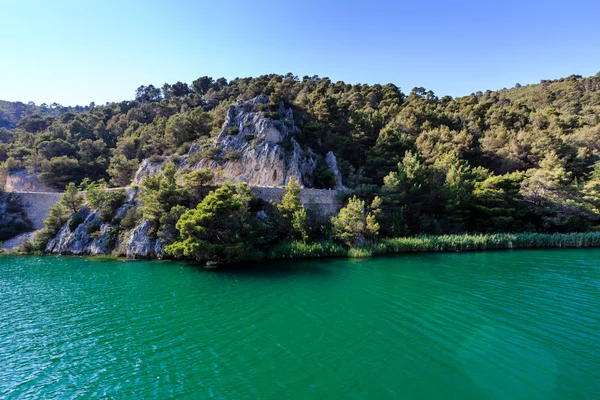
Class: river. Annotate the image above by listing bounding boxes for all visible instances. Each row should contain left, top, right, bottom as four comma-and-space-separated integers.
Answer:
1, 250, 599, 399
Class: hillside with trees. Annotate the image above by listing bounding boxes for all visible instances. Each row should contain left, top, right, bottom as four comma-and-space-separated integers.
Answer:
0, 100, 88, 129
2, 72, 600, 240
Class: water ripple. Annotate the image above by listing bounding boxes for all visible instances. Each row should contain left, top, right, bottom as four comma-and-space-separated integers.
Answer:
0, 251, 599, 399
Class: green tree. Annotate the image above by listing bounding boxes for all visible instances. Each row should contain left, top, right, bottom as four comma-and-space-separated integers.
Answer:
108, 154, 139, 187
33, 202, 69, 250
140, 162, 183, 234
181, 168, 214, 202
165, 182, 257, 263
277, 179, 309, 241
39, 156, 82, 188
331, 196, 379, 246
473, 172, 526, 232
62, 182, 84, 214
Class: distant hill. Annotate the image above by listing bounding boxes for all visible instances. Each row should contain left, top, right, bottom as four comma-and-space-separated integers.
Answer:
0, 100, 87, 129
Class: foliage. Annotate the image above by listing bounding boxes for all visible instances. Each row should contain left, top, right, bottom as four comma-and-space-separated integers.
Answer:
3, 71, 600, 250
373, 232, 600, 253
331, 196, 380, 246
62, 182, 84, 214
0, 191, 31, 241
268, 240, 347, 259
68, 213, 85, 232
32, 202, 69, 250
120, 206, 140, 230
165, 181, 272, 264
180, 168, 214, 202
277, 179, 309, 241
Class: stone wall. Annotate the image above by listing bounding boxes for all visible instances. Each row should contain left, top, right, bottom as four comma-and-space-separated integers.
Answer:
250, 187, 340, 215
9, 187, 340, 234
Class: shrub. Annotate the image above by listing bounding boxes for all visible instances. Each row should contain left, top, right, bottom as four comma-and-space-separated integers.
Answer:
68, 214, 85, 232
348, 247, 373, 258
86, 220, 101, 234
148, 154, 164, 163
120, 207, 140, 230
223, 149, 240, 161
226, 126, 240, 135
188, 151, 203, 165
313, 161, 336, 189
201, 147, 222, 160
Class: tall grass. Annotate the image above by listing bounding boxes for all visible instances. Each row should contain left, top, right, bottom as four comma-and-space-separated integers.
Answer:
268, 241, 347, 260
267, 232, 600, 262
372, 232, 600, 254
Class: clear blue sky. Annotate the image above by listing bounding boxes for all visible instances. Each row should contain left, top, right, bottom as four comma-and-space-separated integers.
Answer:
1, 0, 599, 106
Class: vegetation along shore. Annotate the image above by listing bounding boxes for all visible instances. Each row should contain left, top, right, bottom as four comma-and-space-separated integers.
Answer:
2, 72, 600, 264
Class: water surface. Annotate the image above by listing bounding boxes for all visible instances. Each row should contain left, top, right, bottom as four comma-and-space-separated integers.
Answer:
1, 250, 599, 399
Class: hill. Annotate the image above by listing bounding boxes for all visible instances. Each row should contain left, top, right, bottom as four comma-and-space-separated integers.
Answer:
0, 99, 88, 129
2, 71, 600, 236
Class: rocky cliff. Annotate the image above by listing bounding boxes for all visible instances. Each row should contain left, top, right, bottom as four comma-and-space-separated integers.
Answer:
44, 190, 163, 259
3, 95, 343, 257
183, 95, 343, 188
133, 95, 345, 189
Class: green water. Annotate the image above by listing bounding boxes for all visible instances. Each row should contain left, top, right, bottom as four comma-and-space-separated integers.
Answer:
1, 251, 599, 399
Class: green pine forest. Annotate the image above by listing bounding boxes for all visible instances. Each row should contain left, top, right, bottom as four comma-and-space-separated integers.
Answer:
3, 72, 600, 260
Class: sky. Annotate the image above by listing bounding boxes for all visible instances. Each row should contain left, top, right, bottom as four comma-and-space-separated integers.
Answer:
1, 0, 599, 106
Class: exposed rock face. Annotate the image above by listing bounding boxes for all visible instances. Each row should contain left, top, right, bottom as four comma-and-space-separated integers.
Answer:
44, 190, 163, 259
5, 170, 60, 192
0, 230, 40, 252
186, 95, 320, 187
325, 151, 346, 190
133, 159, 165, 185
13, 192, 63, 230
126, 219, 162, 259
46, 209, 114, 255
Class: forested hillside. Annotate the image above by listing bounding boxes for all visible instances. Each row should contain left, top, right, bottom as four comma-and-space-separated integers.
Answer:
0, 100, 87, 129
2, 72, 600, 235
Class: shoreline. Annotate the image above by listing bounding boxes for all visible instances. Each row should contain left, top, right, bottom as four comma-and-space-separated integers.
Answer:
3, 232, 600, 265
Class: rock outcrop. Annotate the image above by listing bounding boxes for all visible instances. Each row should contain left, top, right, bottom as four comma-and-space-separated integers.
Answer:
325, 151, 345, 190
46, 209, 114, 255
185, 95, 322, 187
44, 191, 163, 258
126, 219, 162, 259
9, 96, 346, 257
133, 159, 166, 186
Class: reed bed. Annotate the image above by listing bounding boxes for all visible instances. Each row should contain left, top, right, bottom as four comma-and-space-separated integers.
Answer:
373, 232, 600, 254
267, 232, 600, 261
268, 241, 347, 260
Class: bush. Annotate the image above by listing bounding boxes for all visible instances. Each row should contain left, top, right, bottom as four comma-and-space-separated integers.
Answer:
223, 149, 240, 161
187, 151, 203, 165
86, 220, 101, 234
120, 207, 140, 230
68, 214, 85, 232
226, 126, 240, 135
313, 161, 336, 189
95, 190, 126, 222
148, 154, 164, 163
201, 147, 222, 160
